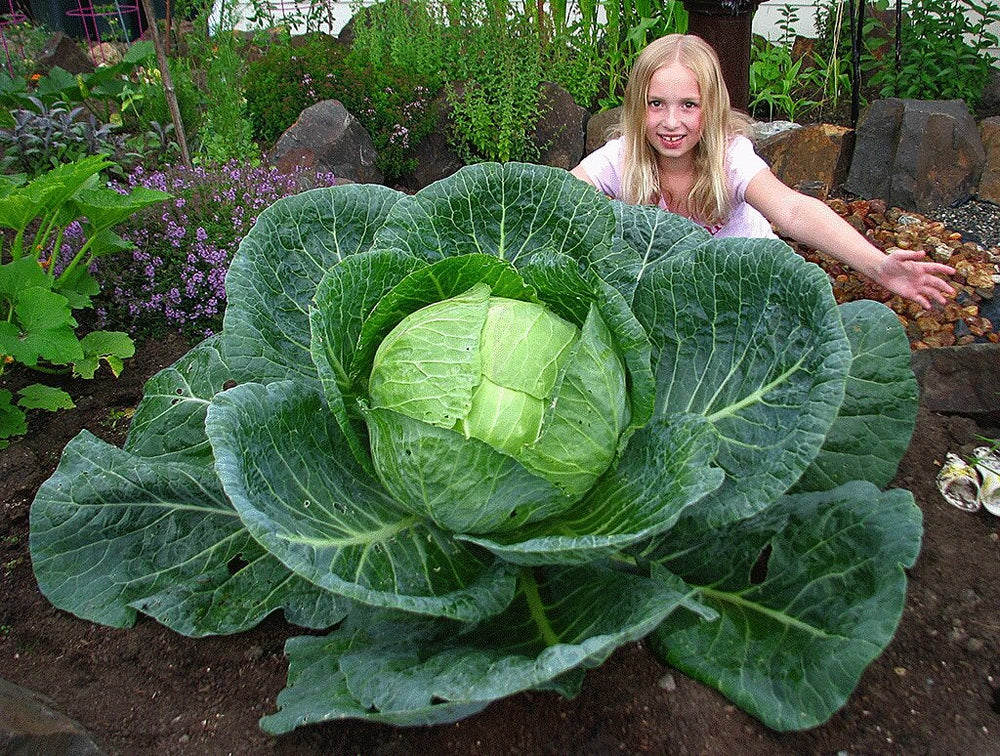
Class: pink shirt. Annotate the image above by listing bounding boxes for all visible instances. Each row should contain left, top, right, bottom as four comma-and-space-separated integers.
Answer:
577, 135, 776, 239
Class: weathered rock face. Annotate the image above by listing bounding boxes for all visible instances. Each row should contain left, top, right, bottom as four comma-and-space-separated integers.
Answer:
268, 99, 383, 184
845, 99, 985, 213
533, 82, 588, 171
975, 117, 1000, 204
35, 31, 96, 75
405, 88, 464, 190
757, 123, 854, 198
584, 107, 621, 155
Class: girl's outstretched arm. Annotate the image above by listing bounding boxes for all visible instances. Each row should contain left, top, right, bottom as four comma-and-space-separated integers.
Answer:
745, 168, 956, 309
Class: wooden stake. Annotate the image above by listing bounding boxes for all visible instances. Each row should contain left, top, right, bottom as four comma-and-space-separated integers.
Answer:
139, 0, 192, 169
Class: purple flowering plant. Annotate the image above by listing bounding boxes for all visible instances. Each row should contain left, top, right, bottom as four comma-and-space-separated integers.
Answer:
97, 161, 337, 341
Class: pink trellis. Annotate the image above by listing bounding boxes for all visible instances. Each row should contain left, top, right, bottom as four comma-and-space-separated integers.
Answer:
0, 0, 28, 77
66, 0, 145, 64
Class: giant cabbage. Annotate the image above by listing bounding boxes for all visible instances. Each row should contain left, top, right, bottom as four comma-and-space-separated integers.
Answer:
29, 163, 921, 734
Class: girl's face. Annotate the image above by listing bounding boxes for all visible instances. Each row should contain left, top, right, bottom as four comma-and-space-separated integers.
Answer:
644, 62, 704, 168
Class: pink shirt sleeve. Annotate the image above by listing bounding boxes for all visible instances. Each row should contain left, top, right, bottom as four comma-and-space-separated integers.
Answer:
577, 138, 625, 200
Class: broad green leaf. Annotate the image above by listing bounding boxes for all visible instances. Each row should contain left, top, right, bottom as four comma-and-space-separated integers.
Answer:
461, 414, 723, 565
72, 185, 171, 231
0, 257, 48, 297
794, 299, 918, 491
207, 380, 517, 621
29, 431, 348, 636
0, 389, 27, 443
261, 563, 691, 733
633, 239, 852, 525
223, 183, 405, 385
125, 336, 231, 463
373, 162, 616, 268
17, 383, 75, 411
75, 330, 135, 379
0, 286, 83, 367
53, 264, 101, 310
589, 202, 710, 302
648, 481, 922, 731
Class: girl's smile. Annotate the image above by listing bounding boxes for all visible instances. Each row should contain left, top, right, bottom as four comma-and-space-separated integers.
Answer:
644, 62, 703, 166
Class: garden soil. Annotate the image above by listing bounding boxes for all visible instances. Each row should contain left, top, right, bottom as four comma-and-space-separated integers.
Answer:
1, 333, 998, 755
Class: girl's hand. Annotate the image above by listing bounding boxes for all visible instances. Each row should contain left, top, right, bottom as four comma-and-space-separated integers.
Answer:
874, 248, 956, 310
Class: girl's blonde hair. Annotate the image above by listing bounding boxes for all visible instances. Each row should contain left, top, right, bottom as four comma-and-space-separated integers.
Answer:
617, 34, 753, 226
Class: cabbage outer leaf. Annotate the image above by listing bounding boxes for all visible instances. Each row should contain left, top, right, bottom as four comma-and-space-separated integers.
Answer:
260, 563, 693, 733
633, 238, 852, 525
224, 184, 405, 386
794, 299, 918, 491
29, 431, 348, 636
648, 480, 922, 731
207, 380, 518, 621
372, 162, 615, 268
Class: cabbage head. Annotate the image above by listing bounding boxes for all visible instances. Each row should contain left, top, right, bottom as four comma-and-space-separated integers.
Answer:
29, 163, 923, 734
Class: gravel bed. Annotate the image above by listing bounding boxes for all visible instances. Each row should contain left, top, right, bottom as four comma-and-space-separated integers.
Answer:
930, 198, 1000, 249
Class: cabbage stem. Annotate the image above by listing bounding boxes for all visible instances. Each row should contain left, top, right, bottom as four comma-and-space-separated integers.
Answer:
520, 567, 560, 647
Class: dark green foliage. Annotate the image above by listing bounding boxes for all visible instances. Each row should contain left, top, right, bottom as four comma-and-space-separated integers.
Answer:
0, 97, 131, 177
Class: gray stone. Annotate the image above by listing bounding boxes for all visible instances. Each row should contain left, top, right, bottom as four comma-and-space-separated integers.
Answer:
977, 66, 1000, 119
585, 107, 621, 156
35, 32, 96, 76
0, 676, 104, 755
406, 88, 464, 190
910, 343, 1000, 422
845, 99, 985, 213
533, 82, 588, 171
976, 117, 1000, 204
268, 99, 383, 185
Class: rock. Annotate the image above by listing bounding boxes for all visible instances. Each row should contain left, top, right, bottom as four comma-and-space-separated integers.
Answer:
752, 119, 799, 141
757, 123, 854, 197
267, 99, 383, 184
976, 117, 1000, 204
406, 88, 464, 190
845, 98, 985, 213
0, 676, 104, 755
87, 42, 124, 67
910, 343, 1000, 422
34, 31, 96, 76
533, 82, 588, 170
977, 66, 1000, 119
585, 107, 621, 155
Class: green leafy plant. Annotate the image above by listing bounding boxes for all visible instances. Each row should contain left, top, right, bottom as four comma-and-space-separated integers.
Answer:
864, 0, 1000, 109
0, 97, 128, 177
749, 37, 819, 121
446, 2, 544, 164
0, 155, 169, 447
30, 163, 922, 735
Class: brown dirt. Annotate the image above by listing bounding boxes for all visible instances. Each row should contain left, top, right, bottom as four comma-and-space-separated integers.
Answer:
1, 332, 999, 755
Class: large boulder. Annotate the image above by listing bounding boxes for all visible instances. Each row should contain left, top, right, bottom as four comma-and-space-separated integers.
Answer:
757, 123, 854, 198
35, 31, 96, 76
844, 99, 985, 213
405, 88, 464, 190
268, 99, 383, 184
533, 82, 588, 170
976, 116, 1000, 204
585, 107, 621, 155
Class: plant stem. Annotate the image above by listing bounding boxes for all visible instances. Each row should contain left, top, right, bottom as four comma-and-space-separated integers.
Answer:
520, 566, 560, 647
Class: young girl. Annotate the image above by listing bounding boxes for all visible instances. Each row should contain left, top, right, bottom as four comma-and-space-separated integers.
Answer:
571, 34, 955, 310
